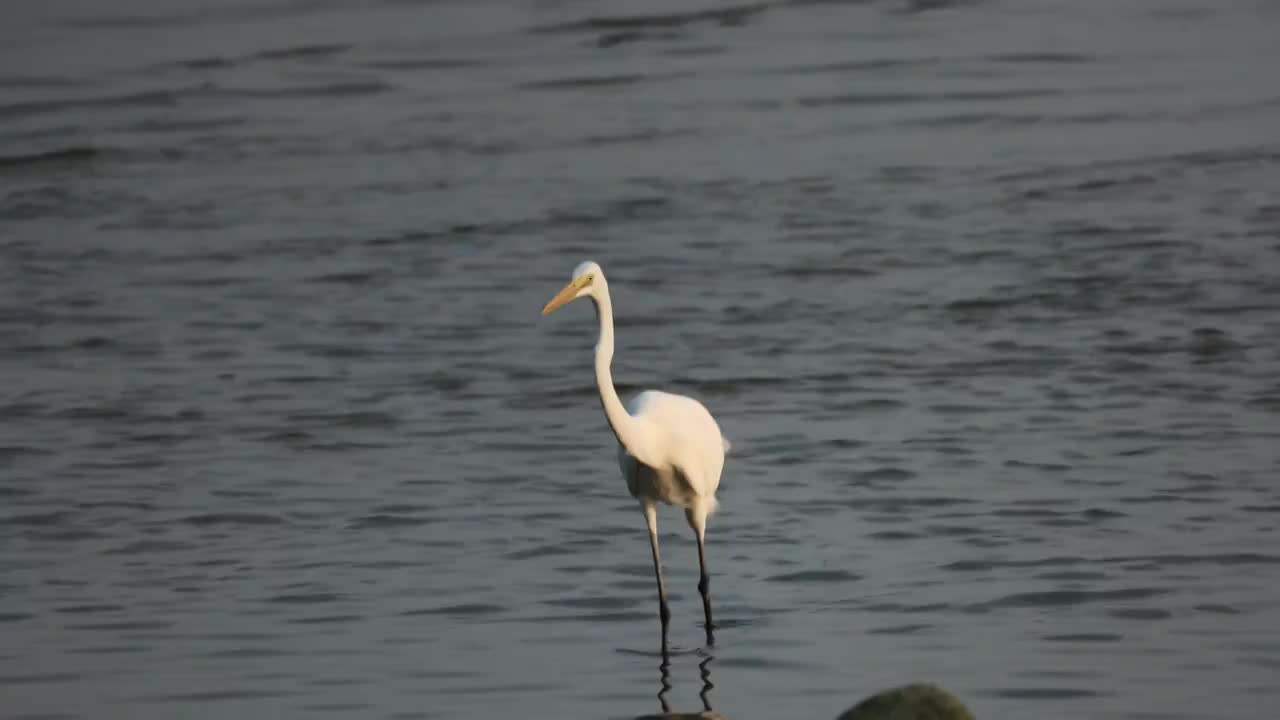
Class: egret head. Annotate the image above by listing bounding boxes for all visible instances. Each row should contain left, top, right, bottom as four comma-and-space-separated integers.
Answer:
542, 261, 605, 314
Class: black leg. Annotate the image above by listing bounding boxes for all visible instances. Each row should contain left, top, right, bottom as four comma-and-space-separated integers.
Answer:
696, 531, 714, 645
645, 506, 670, 633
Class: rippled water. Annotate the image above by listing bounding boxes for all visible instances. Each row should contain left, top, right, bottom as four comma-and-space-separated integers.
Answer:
3, 1, 1280, 718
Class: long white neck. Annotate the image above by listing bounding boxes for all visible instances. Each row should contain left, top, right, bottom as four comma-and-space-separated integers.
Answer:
592, 284, 649, 462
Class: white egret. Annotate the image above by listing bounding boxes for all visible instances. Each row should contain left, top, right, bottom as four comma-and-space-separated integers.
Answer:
542, 261, 729, 646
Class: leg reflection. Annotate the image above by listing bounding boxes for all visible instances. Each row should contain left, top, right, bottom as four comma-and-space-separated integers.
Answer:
646, 646, 717, 719
657, 640, 672, 713
698, 655, 714, 711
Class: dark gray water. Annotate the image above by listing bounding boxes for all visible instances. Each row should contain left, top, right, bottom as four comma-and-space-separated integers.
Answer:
3, 1, 1280, 718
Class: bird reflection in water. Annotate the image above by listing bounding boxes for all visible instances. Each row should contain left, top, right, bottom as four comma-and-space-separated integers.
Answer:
634, 646, 721, 720
631, 645, 977, 720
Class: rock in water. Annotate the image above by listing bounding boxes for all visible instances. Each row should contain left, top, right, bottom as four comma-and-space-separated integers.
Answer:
836, 684, 974, 720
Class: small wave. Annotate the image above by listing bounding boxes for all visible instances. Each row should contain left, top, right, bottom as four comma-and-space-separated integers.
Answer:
717, 656, 819, 670
543, 596, 642, 610
361, 57, 482, 71
987, 52, 1095, 65
531, 3, 770, 34
1186, 297, 1280, 318
505, 544, 577, 560
795, 88, 1059, 108
1194, 603, 1240, 614
767, 57, 939, 76
182, 512, 287, 526
1043, 633, 1123, 643
1, 511, 72, 527
0, 445, 53, 461
55, 404, 134, 421
945, 296, 1021, 313
1016, 173, 1160, 201
275, 342, 383, 359
1004, 459, 1073, 472
1116, 491, 1219, 503
55, 604, 125, 615
175, 56, 236, 69
286, 411, 400, 428
1035, 571, 1108, 582
1081, 508, 1127, 521
983, 687, 1102, 699
0, 146, 105, 170
776, 264, 877, 279
304, 440, 393, 452
766, 569, 861, 583
266, 592, 341, 604
978, 587, 1170, 610
893, 0, 985, 13
834, 398, 905, 413
596, 30, 683, 48
1109, 608, 1172, 620
402, 603, 504, 617
910, 111, 1150, 129
0, 672, 82, 685
62, 0, 341, 30
349, 514, 430, 529
923, 524, 985, 538
992, 508, 1064, 518
67, 335, 115, 350
945, 556, 1082, 572
210, 80, 392, 99
1111, 553, 1280, 567
254, 43, 351, 61
0, 90, 176, 120
521, 72, 689, 91
102, 539, 196, 556
0, 75, 84, 89
306, 269, 385, 285
577, 128, 699, 147
258, 430, 313, 444
868, 623, 933, 635
862, 601, 951, 614
128, 116, 248, 134
139, 689, 299, 703
867, 530, 920, 540
855, 496, 976, 512
547, 610, 653, 624
171, 42, 355, 73
202, 647, 291, 659
287, 614, 363, 625
854, 467, 916, 483
64, 620, 173, 632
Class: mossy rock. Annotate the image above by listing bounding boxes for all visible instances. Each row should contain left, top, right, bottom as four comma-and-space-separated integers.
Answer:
836, 683, 974, 720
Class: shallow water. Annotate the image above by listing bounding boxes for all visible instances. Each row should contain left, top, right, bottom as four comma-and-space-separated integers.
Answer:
3, 1, 1280, 718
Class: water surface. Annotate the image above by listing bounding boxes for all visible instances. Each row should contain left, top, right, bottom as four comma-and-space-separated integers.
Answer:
3, 1, 1280, 718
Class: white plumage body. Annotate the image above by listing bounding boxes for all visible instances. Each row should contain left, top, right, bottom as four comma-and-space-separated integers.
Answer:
618, 390, 726, 516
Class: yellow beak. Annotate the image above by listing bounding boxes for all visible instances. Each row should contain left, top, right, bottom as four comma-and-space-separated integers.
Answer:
542, 277, 588, 315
